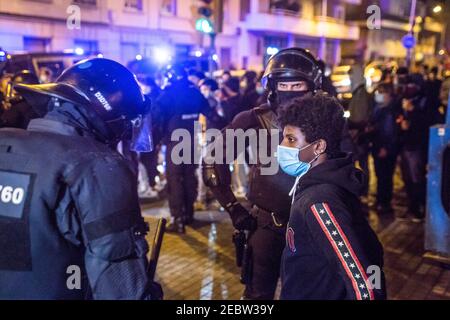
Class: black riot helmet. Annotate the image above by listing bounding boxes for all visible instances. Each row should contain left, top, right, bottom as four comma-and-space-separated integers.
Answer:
14, 58, 153, 152
261, 48, 323, 108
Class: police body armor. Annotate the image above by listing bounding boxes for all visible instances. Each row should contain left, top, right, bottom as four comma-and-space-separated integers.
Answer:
247, 105, 294, 222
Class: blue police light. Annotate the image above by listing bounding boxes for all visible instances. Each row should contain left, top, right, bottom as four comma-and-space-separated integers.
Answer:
153, 48, 172, 65
0, 50, 5, 57
135, 54, 143, 61
75, 47, 85, 55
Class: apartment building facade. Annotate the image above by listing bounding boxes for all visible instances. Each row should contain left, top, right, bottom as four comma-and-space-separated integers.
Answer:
344, 0, 445, 64
0, 0, 361, 71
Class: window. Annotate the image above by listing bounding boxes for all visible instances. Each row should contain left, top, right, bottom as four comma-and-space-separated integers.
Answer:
220, 47, 231, 70
74, 39, 99, 54
334, 4, 345, 21
161, 0, 176, 16
125, 0, 143, 11
240, 0, 250, 21
175, 44, 191, 59
23, 37, 51, 53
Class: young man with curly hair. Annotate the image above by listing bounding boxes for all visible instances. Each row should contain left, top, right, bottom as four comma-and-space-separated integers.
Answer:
277, 93, 386, 300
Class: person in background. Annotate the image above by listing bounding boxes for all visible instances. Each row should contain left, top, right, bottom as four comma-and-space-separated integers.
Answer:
368, 83, 400, 214
278, 93, 386, 300
240, 71, 261, 111
221, 71, 232, 84
199, 78, 224, 130
347, 64, 373, 198
219, 77, 248, 198
317, 60, 337, 97
424, 66, 444, 126
397, 78, 428, 222
256, 71, 269, 106
438, 74, 450, 121
154, 65, 223, 233
196, 78, 225, 210
139, 76, 163, 199
188, 69, 206, 87
0, 58, 162, 300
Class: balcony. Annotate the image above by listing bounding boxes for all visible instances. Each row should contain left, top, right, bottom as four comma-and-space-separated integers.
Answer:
243, 0, 359, 41
0, 0, 109, 24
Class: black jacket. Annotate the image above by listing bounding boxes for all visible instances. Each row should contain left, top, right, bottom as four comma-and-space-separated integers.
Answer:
281, 154, 386, 300
0, 106, 152, 300
369, 101, 400, 157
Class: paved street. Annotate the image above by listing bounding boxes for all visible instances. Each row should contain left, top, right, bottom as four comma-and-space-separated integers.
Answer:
141, 164, 450, 300
142, 200, 450, 300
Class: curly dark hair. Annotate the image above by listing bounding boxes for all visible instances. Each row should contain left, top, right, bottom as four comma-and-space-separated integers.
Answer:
278, 92, 345, 159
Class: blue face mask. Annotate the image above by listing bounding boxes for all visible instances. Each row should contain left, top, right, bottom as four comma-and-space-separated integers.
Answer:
277, 143, 318, 177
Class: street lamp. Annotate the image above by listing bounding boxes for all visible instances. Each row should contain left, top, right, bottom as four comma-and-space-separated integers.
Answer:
433, 5, 442, 13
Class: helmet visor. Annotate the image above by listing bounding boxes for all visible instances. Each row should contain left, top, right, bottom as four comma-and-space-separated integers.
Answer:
262, 51, 318, 88
130, 98, 153, 153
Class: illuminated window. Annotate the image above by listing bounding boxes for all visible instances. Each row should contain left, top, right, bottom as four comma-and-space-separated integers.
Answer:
270, 0, 301, 16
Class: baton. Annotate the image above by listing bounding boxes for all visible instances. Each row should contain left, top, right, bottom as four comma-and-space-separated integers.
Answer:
147, 218, 167, 281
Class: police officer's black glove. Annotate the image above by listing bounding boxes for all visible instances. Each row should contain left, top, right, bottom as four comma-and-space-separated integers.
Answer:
228, 203, 257, 231
147, 281, 164, 300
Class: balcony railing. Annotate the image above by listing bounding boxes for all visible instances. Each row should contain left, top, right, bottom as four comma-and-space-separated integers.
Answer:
72, 0, 97, 6
269, 8, 301, 17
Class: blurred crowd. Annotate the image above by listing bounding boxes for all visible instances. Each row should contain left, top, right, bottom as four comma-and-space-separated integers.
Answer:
1, 56, 450, 225
347, 61, 450, 221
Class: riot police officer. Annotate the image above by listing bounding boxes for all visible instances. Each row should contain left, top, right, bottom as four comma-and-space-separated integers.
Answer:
202, 48, 323, 299
153, 65, 224, 234
0, 58, 161, 300
1, 70, 40, 129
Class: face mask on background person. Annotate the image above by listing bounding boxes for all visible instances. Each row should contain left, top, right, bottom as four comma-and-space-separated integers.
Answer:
374, 92, 385, 105
256, 86, 265, 95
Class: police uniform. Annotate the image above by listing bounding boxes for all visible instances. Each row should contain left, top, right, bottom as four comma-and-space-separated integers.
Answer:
203, 48, 324, 299
154, 69, 224, 233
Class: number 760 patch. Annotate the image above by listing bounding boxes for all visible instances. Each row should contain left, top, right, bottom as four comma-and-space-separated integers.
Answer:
0, 170, 31, 219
